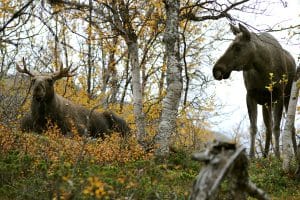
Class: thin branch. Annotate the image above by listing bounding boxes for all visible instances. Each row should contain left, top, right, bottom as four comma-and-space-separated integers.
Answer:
0, 0, 35, 32
181, 0, 250, 21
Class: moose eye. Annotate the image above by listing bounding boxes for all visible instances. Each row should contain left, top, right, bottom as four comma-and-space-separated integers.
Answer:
47, 78, 54, 85
31, 79, 36, 84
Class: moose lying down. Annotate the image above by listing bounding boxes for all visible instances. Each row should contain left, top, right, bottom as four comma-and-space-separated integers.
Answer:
213, 23, 296, 158
17, 62, 130, 138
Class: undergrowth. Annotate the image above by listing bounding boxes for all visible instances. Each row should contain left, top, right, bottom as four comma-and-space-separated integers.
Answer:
1, 123, 300, 199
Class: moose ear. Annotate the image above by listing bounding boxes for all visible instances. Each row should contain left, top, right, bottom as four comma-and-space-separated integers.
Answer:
238, 23, 251, 41
230, 24, 240, 35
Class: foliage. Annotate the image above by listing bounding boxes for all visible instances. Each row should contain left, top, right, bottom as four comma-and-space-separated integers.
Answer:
0, 0, 222, 129
0, 69, 214, 198
0, 75, 30, 124
249, 157, 300, 199
0, 123, 148, 199
0, 0, 299, 199
0, 121, 200, 199
1, 122, 300, 200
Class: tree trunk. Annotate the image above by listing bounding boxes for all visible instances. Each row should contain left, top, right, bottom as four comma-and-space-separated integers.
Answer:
128, 41, 147, 144
100, 39, 108, 108
106, 0, 147, 146
86, 0, 93, 98
120, 57, 131, 112
100, 33, 119, 107
155, 0, 182, 157
282, 66, 300, 173
108, 36, 119, 105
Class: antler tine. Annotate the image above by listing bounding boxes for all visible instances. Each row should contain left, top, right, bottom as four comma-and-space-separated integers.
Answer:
69, 64, 78, 74
16, 58, 35, 77
52, 63, 77, 80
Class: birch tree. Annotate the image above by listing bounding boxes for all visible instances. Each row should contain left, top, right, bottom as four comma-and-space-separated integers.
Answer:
154, 0, 182, 157
282, 66, 300, 173
105, 0, 147, 145
154, 0, 256, 157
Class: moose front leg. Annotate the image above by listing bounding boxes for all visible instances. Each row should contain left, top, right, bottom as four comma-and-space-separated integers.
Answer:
247, 94, 257, 158
262, 105, 272, 157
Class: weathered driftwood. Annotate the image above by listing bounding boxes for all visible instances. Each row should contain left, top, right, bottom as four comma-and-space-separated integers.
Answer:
190, 140, 269, 200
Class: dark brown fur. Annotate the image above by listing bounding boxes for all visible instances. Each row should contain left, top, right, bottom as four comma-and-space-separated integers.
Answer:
18, 65, 129, 138
213, 24, 296, 158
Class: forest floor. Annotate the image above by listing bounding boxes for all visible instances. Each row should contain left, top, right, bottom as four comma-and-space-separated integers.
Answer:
1, 127, 300, 199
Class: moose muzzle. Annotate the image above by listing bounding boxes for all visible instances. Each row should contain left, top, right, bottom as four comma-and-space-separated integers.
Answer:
212, 65, 231, 80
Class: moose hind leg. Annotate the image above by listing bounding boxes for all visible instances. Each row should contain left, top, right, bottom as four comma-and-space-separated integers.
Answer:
247, 94, 257, 158
262, 105, 272, 157
273, 101, 283, 158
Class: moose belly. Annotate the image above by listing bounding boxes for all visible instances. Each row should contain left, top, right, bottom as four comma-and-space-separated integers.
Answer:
247, 88, 281, 105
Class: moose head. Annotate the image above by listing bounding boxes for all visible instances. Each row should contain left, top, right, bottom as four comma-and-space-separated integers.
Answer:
213, 23, 256, 80
16, 59, 76, 102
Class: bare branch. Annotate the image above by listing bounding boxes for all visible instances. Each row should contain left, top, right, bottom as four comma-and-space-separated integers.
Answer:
180, 0, 250, 21
0, 0, 35, 33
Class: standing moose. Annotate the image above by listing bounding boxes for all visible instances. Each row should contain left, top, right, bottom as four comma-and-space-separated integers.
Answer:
17, 60, 130, 138
213, 23, 296, 158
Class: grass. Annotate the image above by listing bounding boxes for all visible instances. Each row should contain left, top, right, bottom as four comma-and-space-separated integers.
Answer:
1, 127, 300, 199
1, 150, 300, 199
0, 149, 199, 199
249, 157, 300, 199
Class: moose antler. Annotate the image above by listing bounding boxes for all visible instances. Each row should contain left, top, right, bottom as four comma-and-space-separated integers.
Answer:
16, 58, 36, 77
52, 63, 78, 81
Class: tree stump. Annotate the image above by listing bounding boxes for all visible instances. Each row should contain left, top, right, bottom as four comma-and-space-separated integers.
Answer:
190, 140, 269, 200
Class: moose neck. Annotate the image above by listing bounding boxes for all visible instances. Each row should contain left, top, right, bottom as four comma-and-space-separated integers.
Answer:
252, 33, 282, 74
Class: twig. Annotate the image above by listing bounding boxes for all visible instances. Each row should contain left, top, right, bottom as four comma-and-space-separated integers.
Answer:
0, 0, 35, 33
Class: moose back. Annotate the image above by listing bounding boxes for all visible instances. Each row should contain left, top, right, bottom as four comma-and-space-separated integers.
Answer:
213, 23, 296, 158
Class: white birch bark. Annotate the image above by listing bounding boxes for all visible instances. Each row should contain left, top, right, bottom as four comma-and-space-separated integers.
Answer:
108, 1, 147, 146
128, 42, 147, 144
282, 66, 300, 172
155, 0, 182, 157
